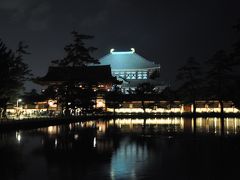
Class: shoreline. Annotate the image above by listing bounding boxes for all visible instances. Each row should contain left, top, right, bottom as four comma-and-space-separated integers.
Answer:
1, 112, 240, 131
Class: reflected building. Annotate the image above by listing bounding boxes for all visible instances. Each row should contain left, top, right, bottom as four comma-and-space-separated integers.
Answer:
106, 118, 240, 136
19, 117, 240, 157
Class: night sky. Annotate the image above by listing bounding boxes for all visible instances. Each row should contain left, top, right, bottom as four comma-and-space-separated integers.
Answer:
1, 0, 240, 91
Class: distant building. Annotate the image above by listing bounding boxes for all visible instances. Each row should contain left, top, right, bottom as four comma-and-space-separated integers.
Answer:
99, 48, 165, 93
35, 65, 119, 90
34, 65, 120, 113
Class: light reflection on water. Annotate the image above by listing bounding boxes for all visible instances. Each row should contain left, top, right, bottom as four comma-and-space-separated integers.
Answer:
1, 117, 240, 180
39, 117, 240, 137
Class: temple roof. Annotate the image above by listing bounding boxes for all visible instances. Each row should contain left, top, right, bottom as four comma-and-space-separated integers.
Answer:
35, 65, 120, 85
99, 49, 160, 70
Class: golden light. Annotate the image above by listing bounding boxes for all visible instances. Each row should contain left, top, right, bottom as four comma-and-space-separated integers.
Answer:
96, 99, 105, 108
48, 100, 57, 107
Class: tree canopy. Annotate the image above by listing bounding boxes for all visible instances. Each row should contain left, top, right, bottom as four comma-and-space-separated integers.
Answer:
176, 57, 202, 114
51, 31, 99, 67
0, 39, 31, 118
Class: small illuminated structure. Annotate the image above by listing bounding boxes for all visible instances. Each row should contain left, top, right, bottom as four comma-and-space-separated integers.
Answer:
98, 48, 163, 93
16, 99, 22, 108
96, 98, 106, 108
48, 100, 57, 108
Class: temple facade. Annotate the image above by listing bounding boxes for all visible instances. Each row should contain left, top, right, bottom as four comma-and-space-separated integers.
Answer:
98, 48, 164, 93
33, 65, 120, 114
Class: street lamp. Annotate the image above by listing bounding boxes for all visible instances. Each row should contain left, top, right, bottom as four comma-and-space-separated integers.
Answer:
17, 99, 22, 108
16, 99, 22, 118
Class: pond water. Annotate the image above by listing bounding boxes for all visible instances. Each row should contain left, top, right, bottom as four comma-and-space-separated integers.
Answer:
1, 117, 240, 180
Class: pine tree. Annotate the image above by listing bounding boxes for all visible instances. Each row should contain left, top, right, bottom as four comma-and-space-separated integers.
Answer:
206, 50, 233, 115
177, 57, 202, 116
52, 31, 99, 66
0, 40, 31, 118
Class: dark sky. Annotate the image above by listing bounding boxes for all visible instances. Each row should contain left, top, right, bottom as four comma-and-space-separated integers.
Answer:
0, 0, 240, 91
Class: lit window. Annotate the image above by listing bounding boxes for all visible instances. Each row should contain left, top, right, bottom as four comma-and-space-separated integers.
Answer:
143, 72, 148, 79
137, 73, 142, 79
131, 72, 136, 79
137, 72, 143, 79
119, 72, 125, 78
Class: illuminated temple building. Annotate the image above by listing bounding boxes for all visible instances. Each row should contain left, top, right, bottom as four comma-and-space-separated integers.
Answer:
6, 50, 240, 117
32, 65, 120, 113
98, 48, 164, 93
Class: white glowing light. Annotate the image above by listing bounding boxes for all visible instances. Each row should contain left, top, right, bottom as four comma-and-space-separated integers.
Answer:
16, 99, 22, 108
110, 48, 115, 53
93, 137, 96, 148
55, 139, 58, 148
48, 100, 57, 107
74, 134, 79, 140
110, 48, 135, 54
16, 132, 21, 143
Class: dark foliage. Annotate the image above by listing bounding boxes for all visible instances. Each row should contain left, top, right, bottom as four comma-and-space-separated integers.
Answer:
135, 83, 155, 113
205, 50, 234, 114
176, 57, 202, 115
23, 89, 45, 105
0, 40, 31, 118
105, 85, 123, 115
51, 31, 99, 67
47, 31, 100, 116
43, 83, 96, 116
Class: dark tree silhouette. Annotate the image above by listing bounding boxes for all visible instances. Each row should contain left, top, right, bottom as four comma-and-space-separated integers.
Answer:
48, 31, 99, 116
205, 50, 234, 115
70, 86, 96, 115
160, 86, 179, 110
105, 85, 123, 116
43, 83, 96, 116
176, 57, 202, 116
135, 83, 155, 113
232, 19, 240, 62
52, 31, 99, 67
230, 20, 240, 109
23, 89, 44, 105
149, 69, 160, 80
0, 40, 31, 118
42, 85, 58, 100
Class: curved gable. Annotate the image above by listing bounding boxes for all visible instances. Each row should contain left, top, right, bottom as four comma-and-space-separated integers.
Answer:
99, 51, 160, 70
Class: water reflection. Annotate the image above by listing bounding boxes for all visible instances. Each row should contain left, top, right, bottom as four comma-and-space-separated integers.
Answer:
1, 117, 240, 180
36, 117, 240, 138
81, 117, 240, 136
